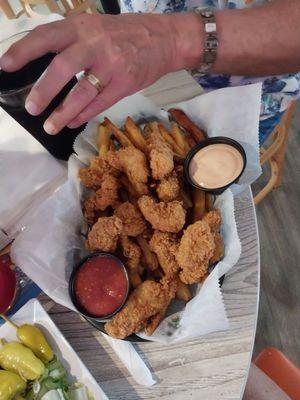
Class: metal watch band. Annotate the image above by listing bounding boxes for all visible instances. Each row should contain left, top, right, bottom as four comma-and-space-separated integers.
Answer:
194, 8, 218, 74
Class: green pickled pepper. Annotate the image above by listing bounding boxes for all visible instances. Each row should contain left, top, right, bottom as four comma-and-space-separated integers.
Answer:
0, 342, 45, 381
17, 324, 53, 364
0, 370, 26, 400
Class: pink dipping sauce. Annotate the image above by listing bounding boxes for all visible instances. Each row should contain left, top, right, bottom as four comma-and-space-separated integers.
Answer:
189, 143, 244, 189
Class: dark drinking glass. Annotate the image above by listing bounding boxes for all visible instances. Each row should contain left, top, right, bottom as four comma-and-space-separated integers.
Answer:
0, 32, 85, 160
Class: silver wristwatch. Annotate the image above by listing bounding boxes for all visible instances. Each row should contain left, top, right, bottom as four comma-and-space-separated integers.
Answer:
194, 8, 218, 74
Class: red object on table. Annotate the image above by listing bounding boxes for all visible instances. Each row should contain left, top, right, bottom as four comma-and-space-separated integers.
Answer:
254, 347, 300, 400
0, 254, 17, 314
74, 255, 128, 318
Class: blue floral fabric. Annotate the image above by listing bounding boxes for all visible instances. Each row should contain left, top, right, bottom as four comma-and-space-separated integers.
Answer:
120, 0, 300, 142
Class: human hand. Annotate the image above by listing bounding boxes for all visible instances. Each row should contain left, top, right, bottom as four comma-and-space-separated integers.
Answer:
0, 13, 202, 134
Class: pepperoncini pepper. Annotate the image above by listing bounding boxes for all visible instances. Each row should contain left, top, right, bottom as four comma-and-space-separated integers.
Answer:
17, 324, 53, 364
0, 370, 26, 400
0, 342, 45, 381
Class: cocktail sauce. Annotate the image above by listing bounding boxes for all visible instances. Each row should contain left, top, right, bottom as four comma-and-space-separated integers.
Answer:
73, 254, 128, 318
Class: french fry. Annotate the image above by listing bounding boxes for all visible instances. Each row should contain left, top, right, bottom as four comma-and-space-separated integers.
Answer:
205, 193, 214, 212
173, 154, 185, 164
120, 175, 148, 199
128, 271, 142, 288
149, 121, 161, 136
137, 236, 158, 271
175, 277, 192, 302
125, 117, 148, 153
171, 122, 190, 154
158, 123, 178, 148
123, 128, 131, 139
186, 135, 197, 148
104, 117, 133, 147
109, 138, 116, 151
141, 253, 147, 267
98, 123, 111, 158
193, 189, 206, 222
143, 123, 152, 138
158, 123, 186, 156
138, 264, 144, 276
120, 175, 139, 198
181, 190, 193, 209
169, 109, 207, 143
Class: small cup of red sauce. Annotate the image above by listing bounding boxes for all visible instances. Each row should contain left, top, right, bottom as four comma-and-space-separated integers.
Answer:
0, 254, 18, 315
69, 253, 129, 321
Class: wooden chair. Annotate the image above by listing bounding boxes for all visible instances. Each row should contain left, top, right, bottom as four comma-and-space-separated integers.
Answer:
20, 0, 97, 17
0, 0, 24, 18
254, 102, 296, 205
63, 0, 97, 16
20, 0, 63, 16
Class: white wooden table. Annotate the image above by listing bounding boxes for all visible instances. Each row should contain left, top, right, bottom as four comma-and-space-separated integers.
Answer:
41, 71, 260, 400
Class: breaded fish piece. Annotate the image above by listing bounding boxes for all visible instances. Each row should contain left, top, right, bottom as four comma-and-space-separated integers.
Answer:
203, 210, 222, 233
114, 201, 146, 237
107, 147, 149, 196
176, 220, 215, 284
147, 130, 174, 180
79, 156, 119, 189
203, 210, 224, 264
119, 235, 141, 271
120, 235, 142, 288
149, 231, 179, 277
210, 233, 224, 264
83, 175, 119, 224
144, 276, 177, 336
87, 216, 123, 252
156, 172, 180, 202
105, 277, 177, 339
138, 196, 186, 233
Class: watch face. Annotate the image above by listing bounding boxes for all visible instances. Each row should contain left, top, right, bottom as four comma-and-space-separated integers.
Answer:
205, 22, 217, 34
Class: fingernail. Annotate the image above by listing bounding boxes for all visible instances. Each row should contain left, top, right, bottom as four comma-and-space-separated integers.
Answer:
43, 120, 57, 135
67, 121, 79, 129
25, 100, 39, 116
0, 54, 13, 69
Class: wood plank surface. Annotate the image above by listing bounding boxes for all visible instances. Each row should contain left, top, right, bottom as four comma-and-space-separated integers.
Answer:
42, 187, 258, 400
252, 101, 300, 366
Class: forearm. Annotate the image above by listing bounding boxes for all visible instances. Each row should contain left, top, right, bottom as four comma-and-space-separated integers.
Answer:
1, 3, 298, 132
174, 0, 300, 76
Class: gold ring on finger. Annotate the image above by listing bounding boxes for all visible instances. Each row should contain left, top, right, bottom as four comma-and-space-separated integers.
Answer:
84, 72, 105, 94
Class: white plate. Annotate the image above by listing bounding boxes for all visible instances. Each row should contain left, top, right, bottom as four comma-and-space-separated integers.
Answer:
0, 299, 109, 400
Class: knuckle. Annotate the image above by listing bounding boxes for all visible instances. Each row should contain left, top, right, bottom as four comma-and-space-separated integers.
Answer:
33, 25, 55, 42
72, 13, 92, 29
5, 42, 19, 57
74, 13, 88, 23
51, 55, 72, 77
